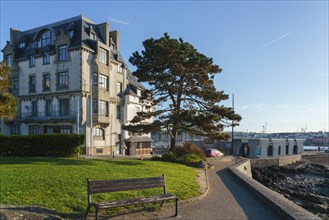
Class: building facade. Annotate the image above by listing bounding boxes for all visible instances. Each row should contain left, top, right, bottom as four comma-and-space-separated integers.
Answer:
232, 138, 304, 158
1, 15, 151, 155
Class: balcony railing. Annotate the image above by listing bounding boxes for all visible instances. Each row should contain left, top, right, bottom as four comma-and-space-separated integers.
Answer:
21, 111, 76, 122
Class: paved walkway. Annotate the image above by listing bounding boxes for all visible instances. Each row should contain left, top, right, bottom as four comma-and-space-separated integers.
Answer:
176, 159, 280, 220
108, 159, 281, 220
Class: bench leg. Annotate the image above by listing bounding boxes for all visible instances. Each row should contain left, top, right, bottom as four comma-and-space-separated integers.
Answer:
95, 207, 99, 220
85, 205, 91, 220
175, 198, 179, 217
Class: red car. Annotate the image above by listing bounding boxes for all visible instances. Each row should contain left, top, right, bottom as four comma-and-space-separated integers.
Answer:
204, 148, 224, 157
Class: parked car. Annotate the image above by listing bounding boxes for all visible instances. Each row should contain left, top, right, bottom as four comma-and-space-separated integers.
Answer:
204, 148, 224, 157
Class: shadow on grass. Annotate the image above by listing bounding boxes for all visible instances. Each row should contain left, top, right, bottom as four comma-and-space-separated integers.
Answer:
0, 156, 97, 166
104, 160, 147, 166
0, 206, 83, 220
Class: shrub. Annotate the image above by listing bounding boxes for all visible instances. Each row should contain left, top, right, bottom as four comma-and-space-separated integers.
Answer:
0, 134, 85, 157
176, 142, 206, 160
150, 155, 162, 161
179, 153, 202, 164
161, 152, 177, 162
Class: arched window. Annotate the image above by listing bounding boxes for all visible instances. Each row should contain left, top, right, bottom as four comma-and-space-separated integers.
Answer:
267, 144, 273, 156
286, 142, 289, 155
278, 146, 281, 156
94, 128, 105, 140
293, 142, 298, 155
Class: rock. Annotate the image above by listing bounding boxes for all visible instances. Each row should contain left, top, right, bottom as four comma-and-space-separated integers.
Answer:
252, 161, 329, 219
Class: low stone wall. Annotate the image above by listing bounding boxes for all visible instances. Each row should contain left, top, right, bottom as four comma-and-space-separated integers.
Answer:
302, 153, 329, 166
250, 155, 301, 168
229, 159, 321, 220
233, 159, 252, 178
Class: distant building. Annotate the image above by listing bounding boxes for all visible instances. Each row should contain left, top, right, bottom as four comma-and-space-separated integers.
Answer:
123, 71, 153, 155
1, 15, 152, 156
232, 138, 304, 158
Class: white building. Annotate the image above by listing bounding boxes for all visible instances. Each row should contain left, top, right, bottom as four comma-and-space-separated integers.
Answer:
1, 15, 152, 155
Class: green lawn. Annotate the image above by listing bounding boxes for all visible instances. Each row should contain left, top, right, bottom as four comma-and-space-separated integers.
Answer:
0, 157, 200, 217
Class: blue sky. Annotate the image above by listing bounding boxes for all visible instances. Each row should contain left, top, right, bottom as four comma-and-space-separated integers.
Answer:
1, 1, 328, 133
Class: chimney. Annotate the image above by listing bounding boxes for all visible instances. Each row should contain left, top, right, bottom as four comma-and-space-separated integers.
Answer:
110, 30, 119, 50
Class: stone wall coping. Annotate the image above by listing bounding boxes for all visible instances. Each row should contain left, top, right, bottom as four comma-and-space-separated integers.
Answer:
229, 159, 321, 220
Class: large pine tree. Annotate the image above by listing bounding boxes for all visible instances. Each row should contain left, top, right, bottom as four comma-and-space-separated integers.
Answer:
125, 33, 241, 150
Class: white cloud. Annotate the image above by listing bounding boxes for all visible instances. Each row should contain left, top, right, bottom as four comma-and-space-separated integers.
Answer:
107, 17, 130, 25
257, 32, 291, 50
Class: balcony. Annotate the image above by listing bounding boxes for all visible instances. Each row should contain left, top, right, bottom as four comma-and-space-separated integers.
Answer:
21, 111, 76, 123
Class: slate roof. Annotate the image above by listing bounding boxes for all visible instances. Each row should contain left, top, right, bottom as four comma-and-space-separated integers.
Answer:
11, 15, 104, 60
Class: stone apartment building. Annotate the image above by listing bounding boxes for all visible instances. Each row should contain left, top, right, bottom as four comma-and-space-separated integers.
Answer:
1, 15, 152, 155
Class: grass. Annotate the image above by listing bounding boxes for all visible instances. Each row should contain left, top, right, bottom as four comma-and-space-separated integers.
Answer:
0, 157, 200, 217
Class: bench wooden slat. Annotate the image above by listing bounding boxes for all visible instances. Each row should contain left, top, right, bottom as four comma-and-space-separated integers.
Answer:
90, 182, 165, 194
95, 194, 178, 209
90, 176, 164, 186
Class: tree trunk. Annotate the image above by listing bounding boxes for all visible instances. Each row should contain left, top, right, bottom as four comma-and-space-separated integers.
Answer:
169, 127, 177, 152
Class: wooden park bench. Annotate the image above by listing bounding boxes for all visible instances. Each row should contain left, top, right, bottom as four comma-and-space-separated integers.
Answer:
85, 174, 179, 219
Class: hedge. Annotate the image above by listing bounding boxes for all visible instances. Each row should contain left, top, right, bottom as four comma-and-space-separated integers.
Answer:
0, 134, 85, 157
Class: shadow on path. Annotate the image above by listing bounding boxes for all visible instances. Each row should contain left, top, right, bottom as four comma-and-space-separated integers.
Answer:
217, 169, 280, 220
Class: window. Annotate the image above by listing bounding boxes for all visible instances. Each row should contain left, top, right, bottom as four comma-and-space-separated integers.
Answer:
6, 54, 12, 67
31, 101, 38, 116
29, 125, 40, 135
99, 74, 108, 91
100, 48, 108, 65
117, 64, 122, 73
43, 53, 50, 64
68, 30, 74, 38
94, 128, 105, 140
59, 99, 69, 116
93, 99, 97, 113
90, 32, 96, 40
286, 143, 289, 155
57, 71, 68, 88
116, 105, 121, 119
93, 73, 98, 83
293, 143, 298, 155
96, 148, 103, 154
99, 100, 108, 116
13, 77, 19, 90
60, 125, 71, 134
38, 30, 51, 47
29, 75, 36, 93
256, 148, 261, 156
267, 144, 273, 156
58, 45, 68, 61
278, 146, 281, 155
117, 82, 122, 95
44, 126, 53, 134
29, 56, 35, 67
45, 100, 52, 116
43, 73, 51, 91
18, 42, 25, 48
9, 124, 20, 135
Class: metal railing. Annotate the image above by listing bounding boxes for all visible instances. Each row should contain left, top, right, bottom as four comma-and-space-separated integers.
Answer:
21, 111, 76, 122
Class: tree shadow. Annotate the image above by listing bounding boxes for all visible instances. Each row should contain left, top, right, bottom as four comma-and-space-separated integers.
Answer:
0, 156, 97, 165
216, 169, 280, 220
0, 206, 83, 219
